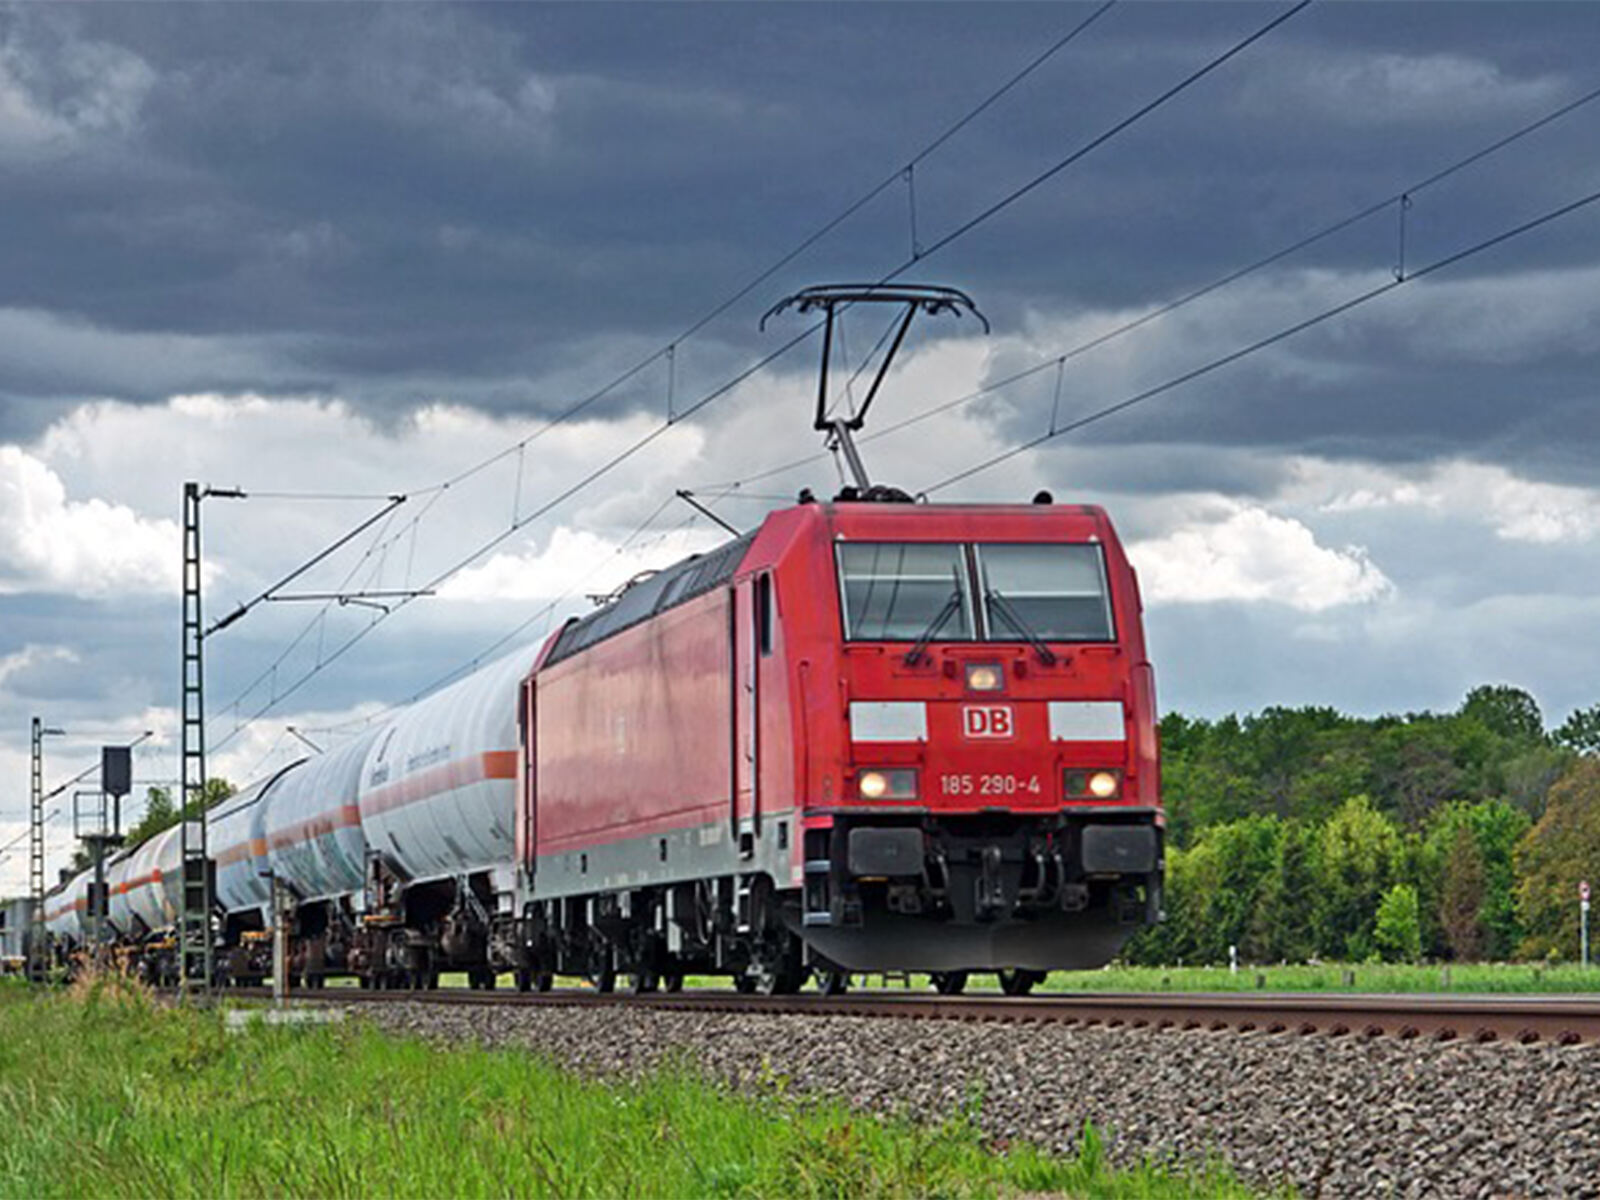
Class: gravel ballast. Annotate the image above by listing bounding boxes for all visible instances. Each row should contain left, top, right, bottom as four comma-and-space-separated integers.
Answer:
347, 999, 1600, 1197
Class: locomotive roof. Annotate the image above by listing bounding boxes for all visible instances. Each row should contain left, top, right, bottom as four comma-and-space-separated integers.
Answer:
542, 498, 1115, 668
545, 529, 757, 667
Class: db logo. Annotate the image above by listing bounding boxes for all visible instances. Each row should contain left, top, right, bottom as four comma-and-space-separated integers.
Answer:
963, 705, 1014, 739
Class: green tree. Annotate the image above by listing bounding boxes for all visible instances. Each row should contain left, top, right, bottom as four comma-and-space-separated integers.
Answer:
1554, 703, 1600, 755
1460, 684, 1546, 745
1514, 758, 1600, 958
1438, 824, 1486, 960
123, 786, 177, 847
1373, 883, 1423, 963
1314, 795, 1403, 959
1247, 818, 1319, 962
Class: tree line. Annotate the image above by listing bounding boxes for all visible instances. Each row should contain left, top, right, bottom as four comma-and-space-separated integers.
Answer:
1127, 686, 1600, 965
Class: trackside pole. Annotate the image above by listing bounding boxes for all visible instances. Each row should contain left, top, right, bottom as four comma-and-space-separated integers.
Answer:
272, 875, 291, 1007
1582, 881, 1591, 971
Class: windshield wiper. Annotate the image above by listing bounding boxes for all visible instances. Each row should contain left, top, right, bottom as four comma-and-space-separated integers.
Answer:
904, 589, 962, 666
985, 589, 1057, 666
905, 565, 966, 666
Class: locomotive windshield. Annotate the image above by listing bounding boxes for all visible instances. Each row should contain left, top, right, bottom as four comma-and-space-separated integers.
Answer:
976, 544, 1114, 642
837, 541, 1114, 643
837, 542, 975, 641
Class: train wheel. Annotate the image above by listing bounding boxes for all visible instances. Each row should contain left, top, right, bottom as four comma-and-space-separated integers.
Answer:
754, 961, 805, 996
515, 968, 533, 993
816, 968, 850, 996
662, 973, 683, 993
591, 968, 616, 994
998, 969, 1042, 996
534, 971, 554, 992
733, 975, 757, 994
628, 970, 659, 995
931, 971, 969, 995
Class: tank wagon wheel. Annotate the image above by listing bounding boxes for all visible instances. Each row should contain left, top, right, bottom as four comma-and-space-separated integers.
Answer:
515, 968, 533, 993
816, 968, 850, 996
733, 975, 757, 994
628, 969, 660, 995
931, 971, 969, 996
662, 973, 683, 993
590, 968, 616, 994
997, 969, 1045, 997
752, 956, 807, 997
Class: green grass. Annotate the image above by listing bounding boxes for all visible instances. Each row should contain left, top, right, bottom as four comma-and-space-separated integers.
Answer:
0, 979, 1264, 1199
1028, 961, 1600, 995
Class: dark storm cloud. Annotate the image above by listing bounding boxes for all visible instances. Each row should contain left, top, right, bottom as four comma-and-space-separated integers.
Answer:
2, 2, 1597, 478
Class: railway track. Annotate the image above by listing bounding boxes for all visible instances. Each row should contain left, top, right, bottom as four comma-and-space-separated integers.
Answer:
236, 986, 1600, 1045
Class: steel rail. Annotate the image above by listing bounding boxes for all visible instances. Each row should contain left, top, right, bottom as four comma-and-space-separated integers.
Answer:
232, 987, 1600, 1046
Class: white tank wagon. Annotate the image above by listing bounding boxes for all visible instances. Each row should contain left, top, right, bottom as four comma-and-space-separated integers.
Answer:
348, 647, 537, 987
214, 766, 303, 923
44, 869, 91, 945
356, 649, 534, 887
253, 729, 381, 985
120, 823, 201, 935
104, 846, 139, 937
264, 730, 378, 906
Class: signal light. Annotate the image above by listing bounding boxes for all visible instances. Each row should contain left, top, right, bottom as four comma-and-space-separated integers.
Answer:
857, 768, 918, 801
965, 663, 1003, 692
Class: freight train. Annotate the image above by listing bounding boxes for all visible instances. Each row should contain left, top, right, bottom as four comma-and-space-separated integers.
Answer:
41, 285, 1164, 996
41, 494, 1163, 995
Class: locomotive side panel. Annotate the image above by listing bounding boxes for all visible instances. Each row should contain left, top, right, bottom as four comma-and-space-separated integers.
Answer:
533, 590, 747, 894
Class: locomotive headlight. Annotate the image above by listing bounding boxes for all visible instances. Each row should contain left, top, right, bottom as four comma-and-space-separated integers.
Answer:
965, 663, 1004, 692
857, 768, 917, 801
1064, 769, 1122, 799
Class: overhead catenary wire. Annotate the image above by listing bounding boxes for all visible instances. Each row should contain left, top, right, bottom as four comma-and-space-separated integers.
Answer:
921, 185, 1600, 495
692, 73, 1600, 497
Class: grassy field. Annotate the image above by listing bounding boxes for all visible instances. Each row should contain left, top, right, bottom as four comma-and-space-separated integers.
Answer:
0, 978, 1263, 1200
987, 961, 1600, 995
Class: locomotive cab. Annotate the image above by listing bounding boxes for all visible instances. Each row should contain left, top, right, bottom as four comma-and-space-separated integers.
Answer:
787, 499, 1164, 975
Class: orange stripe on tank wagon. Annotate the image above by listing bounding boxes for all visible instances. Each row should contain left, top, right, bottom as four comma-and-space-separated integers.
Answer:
261, 751, 519, 855
360, 750, 517, 817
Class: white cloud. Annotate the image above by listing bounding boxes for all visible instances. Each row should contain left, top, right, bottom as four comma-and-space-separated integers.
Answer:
1292, 457, 1600, 545
0, 445, 179, 597
1129, 500, 1392, 612
1239, 50, 1565, 125
439, 524, 723, 603
0, 644, 79, 688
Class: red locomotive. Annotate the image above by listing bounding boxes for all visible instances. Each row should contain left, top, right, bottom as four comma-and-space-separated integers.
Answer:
513, 286, 1163, 995
520, 495, 1163, 995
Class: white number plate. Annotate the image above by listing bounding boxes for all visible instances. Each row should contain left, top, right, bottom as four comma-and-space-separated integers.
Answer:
938, 773, 1042, 797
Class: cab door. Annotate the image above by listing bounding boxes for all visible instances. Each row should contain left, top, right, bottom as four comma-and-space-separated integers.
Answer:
730, 575, 771, 851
